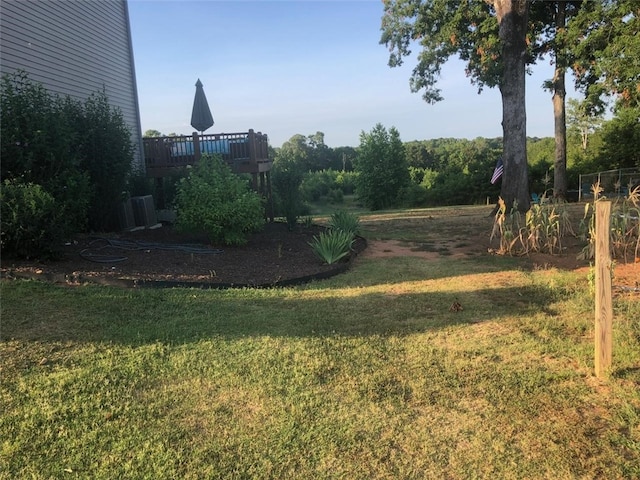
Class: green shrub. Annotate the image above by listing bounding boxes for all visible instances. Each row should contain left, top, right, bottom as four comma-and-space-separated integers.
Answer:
328, 210, 360, 237
272, 157, 304, 229
398, 183, 428, 208
309, 229, 355, 264
335, 170, 357, 194
175, 154, 264, 245
1, 71, 91, 235
355, 124, 409, 210
80, 90, 134, 231
0, 179, 65, 259
1, 71, 134, 233
327, 188, 344, 204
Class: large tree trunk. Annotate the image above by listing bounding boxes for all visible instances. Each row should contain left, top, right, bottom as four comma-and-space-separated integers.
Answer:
553, 1, 568, 200
495, 0, 530, 212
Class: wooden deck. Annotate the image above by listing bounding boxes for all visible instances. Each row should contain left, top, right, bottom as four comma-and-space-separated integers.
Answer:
143, 129, 273, 219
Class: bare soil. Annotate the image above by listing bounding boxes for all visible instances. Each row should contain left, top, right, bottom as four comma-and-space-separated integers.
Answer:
1, 222, 367, 288
2, 216, 638, 292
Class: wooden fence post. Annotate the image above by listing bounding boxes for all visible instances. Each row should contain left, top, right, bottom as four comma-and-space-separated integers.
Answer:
595, 201, 613, 378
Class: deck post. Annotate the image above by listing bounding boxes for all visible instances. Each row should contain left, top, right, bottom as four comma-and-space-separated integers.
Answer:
192, 132, 201, 164
247, 129, 256, 167
265, 171, 274, 222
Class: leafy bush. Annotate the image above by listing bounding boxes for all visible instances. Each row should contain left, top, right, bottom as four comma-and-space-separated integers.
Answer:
309, 210, 360, 264
328, 210, 360, 237
1, 71, 91, 235
398, 183, 428, 208
80, 90, 134, 231
327, 188, 344, 204
0, 179, 65, 259
175, 154, 264, 245
355, 124, 409, 210
1, 71, 134, 233
309, 229, 355, 264
272, 157, 304, 229
335, 170, 357, 194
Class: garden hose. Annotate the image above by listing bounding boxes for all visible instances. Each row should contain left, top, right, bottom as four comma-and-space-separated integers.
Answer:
80, 237, 223, 263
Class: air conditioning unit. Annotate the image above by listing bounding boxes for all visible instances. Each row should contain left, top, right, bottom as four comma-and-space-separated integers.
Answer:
131, 195, 159, 228
117, 198, 136, 231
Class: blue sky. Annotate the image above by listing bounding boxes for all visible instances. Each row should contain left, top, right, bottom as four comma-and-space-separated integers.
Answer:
128, 0, 578, 148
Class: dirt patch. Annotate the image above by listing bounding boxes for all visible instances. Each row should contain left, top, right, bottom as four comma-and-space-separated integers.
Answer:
2, 212, 637, 292
362, 236, 639, 295
1, 222, 367, 288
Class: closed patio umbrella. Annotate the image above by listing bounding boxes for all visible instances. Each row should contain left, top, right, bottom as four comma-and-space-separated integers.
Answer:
190, 78, 214, 133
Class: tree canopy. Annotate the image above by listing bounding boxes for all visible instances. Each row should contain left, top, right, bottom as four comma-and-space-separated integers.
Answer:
381, 0, 532, 211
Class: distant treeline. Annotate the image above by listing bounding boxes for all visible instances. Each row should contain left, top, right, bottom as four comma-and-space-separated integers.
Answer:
271, 117, 635, 209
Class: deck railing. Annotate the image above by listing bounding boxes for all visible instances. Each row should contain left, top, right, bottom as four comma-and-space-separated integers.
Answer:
143, 129, 273, 220
143, 129, 271, 178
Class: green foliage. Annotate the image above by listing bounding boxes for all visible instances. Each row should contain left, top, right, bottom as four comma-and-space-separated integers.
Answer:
397, 183, 428, 208
143, 129, 163, 138
381, 0, 502, 102
328, 210, 360, 237
0, 72, 91, 236
491, 197, 574, 256
308, 229, 355, 264
175, 155, 264, 245
598, 107, 640, 170
310, 210, 360, 264
0, 179, 65, 259
355, 124, 409, 210
301, 169, 334, 201
301, 169, 358, 204
0, 71, 133, 234
127, 169, 155, 197
578, 185, 640, 262
272, 154, 305, 229
80, 90, 134, 231
569, 0, 640, 112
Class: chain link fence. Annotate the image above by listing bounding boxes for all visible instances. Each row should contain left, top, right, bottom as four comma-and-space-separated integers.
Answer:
578, 168, 640, 201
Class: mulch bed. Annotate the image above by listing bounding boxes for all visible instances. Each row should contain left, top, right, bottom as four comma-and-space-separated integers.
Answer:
0, 222, 367, 289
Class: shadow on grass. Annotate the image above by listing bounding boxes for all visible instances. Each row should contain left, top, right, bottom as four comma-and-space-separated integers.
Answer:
1, 276, 564, 346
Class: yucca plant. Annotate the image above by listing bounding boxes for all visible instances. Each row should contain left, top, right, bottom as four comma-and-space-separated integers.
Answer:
309, 229, 355, 264
328, 210, 360, 237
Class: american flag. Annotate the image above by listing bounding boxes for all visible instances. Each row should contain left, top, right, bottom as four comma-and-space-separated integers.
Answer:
491, 158, 503, 184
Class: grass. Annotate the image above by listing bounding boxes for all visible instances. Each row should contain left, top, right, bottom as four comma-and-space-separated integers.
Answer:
2, 205, 639, 479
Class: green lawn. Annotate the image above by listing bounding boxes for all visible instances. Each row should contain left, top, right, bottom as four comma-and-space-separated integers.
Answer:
1, 206, 639, 479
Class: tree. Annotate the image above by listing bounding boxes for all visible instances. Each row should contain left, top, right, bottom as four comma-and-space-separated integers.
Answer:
381, 0, 531, 211
526, 1, 589, 200
598, 107, 640, 170
569, 0, 640, 112
143, 129, 163, 138
566, 98, 603, 152
355, 124, 409, 210
566, 1, 639, 172
307, 131, 332, 171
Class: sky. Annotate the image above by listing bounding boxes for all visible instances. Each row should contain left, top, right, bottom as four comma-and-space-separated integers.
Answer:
128, 0, 579, 149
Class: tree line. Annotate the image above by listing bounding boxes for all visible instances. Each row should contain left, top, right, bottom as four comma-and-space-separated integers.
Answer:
270, 101, 638, 216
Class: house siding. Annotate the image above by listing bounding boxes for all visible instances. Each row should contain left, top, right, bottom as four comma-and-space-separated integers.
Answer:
0, 0, 144, 168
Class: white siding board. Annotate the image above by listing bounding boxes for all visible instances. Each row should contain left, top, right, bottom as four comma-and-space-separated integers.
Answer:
0, 0, 144, 168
